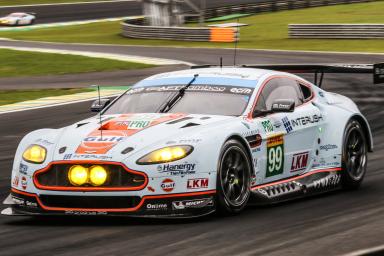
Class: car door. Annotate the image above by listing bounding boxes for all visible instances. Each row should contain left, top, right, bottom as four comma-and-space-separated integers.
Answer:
249, 76, 322, 185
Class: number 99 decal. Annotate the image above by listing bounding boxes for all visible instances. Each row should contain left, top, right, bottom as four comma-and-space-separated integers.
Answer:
266, 135, 284, 177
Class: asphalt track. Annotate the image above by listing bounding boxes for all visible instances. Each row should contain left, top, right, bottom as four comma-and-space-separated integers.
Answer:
0, 0, 263, 24
0, 42, 383, 256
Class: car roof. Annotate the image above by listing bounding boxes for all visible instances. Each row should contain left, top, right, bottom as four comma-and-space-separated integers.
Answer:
133, 67, 284, 89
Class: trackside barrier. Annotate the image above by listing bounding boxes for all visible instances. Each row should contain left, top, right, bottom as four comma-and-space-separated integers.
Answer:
121, 18, 238, 42
121, 0, 376, 42
289, 24, 384, 39
188, 0, 375, 21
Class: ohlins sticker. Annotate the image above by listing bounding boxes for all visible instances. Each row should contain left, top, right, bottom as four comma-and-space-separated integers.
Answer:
266, 135, 284, 177
76, 113, 185, 154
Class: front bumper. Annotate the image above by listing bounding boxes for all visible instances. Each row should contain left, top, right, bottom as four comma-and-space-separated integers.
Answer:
2, 188, 216, 218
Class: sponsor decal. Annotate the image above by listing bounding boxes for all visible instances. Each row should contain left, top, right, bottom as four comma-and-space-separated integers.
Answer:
262, 120, 274, 133
266, 135, 284, 177
12, 175, 19, 187
12, 196, 24, 205
21, 176, 27, 190
291, 152, 309, 172
246, 134, 262, 153
65, 211, 107, 215
76, 113, 185, 154
172, 198, 213, 210
187, 178, 209, 189
161, 178, 175, 192
318, 91, 324, 97
273, 120, 282, 128
230, 88, 253, 94
35, 139, 54, 146
251, 175, 257, 186
291, 114, 323, 127
146, 203, 168, 210
64, 154, 113, 160
320, 144, 338, 151
179, 139, 202, 144
282, 116, 293, 133
157, 163, 196, 176
19, 163, 28, 175
147, 186, 155, 192
83, 136, 124, 142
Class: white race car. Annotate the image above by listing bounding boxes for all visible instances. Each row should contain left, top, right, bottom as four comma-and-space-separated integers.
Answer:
2, 64, 383, 218
0, 12, 36, 26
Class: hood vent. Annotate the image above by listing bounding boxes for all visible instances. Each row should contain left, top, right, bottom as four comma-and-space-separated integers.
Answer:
180, 122, 200, 128
76, 122, 89, 128
166, 117, 193, 124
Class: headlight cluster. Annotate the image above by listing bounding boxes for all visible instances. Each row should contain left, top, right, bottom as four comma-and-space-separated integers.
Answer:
137, 145, 193, 165
68, 165, 108, 186
22, 145, 47, 164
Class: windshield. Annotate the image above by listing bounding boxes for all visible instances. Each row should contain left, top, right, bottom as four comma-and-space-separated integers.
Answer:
8, 14, 24, 17
104, 85, 254, 116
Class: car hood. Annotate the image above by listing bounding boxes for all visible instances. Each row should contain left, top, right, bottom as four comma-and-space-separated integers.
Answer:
52, 113, 234, 162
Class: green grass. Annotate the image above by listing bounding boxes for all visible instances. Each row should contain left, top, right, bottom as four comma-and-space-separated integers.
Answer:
0, 48, 153, 78
0, 88, 93, 105
0, 0, 114, 6
1, 1, 383, 52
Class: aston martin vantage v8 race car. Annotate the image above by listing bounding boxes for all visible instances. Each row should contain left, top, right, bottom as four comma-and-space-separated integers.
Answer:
2, 64, 383, 218
0, 12, 36, 26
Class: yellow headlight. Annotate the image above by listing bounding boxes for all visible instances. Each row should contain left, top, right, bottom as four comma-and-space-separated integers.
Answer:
137, 145, 193, 164
68, 165, 88, 186
89, 165, 108, 186
22, 145, 47, 164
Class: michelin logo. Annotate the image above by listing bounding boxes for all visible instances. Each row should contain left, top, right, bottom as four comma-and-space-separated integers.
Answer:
157, 163, 196, 176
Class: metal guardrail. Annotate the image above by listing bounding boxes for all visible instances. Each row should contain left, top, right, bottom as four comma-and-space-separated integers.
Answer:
289, 24, 384, 39
121, 0, 377, 42
121, 18, 238, 42
192, 0, 375, 21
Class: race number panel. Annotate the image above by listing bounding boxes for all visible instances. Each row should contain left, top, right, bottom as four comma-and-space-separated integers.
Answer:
266, 135, 284, 177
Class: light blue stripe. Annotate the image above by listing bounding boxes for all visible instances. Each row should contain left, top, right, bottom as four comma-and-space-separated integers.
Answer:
134, 77, 258, 88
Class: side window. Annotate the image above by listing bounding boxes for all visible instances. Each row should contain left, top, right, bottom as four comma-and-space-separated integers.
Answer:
299, 83, 312, 101
255, 77, 303, 112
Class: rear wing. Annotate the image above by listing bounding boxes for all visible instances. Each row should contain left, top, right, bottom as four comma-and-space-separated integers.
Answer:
191, 63, 384, 87
242, 63, 384, 87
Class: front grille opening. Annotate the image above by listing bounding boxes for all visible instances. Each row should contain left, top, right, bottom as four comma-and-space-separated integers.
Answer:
40, 195, 141, 209
36, 164, 145, 188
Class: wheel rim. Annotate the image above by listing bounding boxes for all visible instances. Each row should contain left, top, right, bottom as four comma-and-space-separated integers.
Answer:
220, 146, 250, 207
345, 128, 367, 181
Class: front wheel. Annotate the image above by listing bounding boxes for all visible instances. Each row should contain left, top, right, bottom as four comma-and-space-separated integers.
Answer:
341, 120, 368, 189
216, 140, 251, 215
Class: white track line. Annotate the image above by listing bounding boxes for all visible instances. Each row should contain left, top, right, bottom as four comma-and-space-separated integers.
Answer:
0, 0, 135, 8
0, 45, 193, 65
342, 244, 384, 256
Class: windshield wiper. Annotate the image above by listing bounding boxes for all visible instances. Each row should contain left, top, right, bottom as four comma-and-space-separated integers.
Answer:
159, 74, 199, 113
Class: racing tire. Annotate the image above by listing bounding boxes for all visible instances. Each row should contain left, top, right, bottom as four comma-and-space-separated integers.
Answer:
30, 19, 35, 25
216, 139, 251, 215
341, 119, 368, 189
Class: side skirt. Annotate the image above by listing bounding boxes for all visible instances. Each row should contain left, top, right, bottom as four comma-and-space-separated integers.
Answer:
249, 168, 342, 205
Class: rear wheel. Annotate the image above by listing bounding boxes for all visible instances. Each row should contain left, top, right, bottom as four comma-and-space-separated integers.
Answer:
216, 140, 251, 214
341, 120, 368, 189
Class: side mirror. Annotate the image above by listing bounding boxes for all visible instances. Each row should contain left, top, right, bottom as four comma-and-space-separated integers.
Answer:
271, 99, 295, 113
91, 99, 110, 112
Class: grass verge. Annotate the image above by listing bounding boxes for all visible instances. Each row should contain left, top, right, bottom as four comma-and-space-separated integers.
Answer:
0, 88, 93, 105
1, 1, 383, 52
0, 48, 154, 78
0, 0, 115, 6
